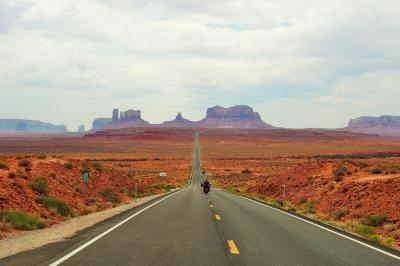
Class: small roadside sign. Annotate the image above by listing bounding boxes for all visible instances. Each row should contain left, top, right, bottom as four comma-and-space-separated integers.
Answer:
159, 172, 167, 177
83, 169, 89, 184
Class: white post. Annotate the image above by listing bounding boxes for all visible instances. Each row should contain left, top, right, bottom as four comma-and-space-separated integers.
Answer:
135, 183, 138, 203
282, 184, 286, 206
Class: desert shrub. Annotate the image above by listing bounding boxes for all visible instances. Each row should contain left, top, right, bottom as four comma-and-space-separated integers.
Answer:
100, 188, 121, 203
365, 214, 387, 227
24, 155, 31, 158
0, 162, 8, 169
15, 182, 24, 191
29, 177, 49, 195
36, 196, 72, 217
89, 197, 98, 204
270, 199, 283, 208
0, 210, 46, 230
64, 161, 73, 169
371, 168, 382, 175
334, 174, 343, 182
16, 155, 22, 160
391, 229, 400, 240
383, 223, 397, 232
152, 183, 175, 191
37, 154, 47, 159
355, 225, 375, 236
333, 209, 349, 220
297, 196, 308, 205
328, 183, 335, 191
303, 201, 317, 214
241, 168, 252, 174
120, 187, 134, 198
256, 194, 266, 201
8, 172, 16, 179
18, 159, 31, 167
227, 185, 240, 193
333, 165, 350, 182
368, 234, 382, 244
92, 162, 103, 172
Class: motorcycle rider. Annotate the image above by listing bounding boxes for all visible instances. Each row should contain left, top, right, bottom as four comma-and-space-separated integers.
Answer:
202, 179, 211, 192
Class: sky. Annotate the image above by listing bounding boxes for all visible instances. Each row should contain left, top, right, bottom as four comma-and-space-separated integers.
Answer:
0, 0, 399, 131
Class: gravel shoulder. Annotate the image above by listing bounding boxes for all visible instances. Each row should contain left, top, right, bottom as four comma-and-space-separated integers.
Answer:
0, 191, 175, 258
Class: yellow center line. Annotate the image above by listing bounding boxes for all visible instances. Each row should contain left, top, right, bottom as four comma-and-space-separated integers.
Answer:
227, 240, 240, 255
215, 214, 221, 220
210, 204, 214, 208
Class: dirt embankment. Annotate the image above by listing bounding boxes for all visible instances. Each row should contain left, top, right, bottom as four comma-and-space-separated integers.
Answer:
0, 155, 189, 239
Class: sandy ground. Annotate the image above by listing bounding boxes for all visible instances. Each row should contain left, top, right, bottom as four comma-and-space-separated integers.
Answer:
0, 191, 176, 258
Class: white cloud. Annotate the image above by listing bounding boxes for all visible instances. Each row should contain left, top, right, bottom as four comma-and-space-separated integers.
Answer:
0, 0, 399, 129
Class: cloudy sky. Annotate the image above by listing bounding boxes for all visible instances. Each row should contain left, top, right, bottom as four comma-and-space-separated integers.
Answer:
0, 0, 399, 130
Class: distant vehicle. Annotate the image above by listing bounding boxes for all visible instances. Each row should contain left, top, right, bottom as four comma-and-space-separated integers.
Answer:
201, 180, 210, 194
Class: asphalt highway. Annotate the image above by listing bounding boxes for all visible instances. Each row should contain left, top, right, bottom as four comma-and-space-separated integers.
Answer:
1, 133, 400, 265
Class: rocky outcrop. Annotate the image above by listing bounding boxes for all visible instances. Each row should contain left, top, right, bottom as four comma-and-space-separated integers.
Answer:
163, 112, 196, 127
78, 124, 86, 133
109, 108, 149, 128
91, 105, 273, 130
92, 109, 149, 130
197, 105, 273, 129
346, 116, 400, 135
0, 119, 67, 133
92, 118, 112, 130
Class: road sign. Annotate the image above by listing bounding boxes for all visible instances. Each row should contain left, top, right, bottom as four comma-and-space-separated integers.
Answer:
83, 170, 89, 184
159, 172, 167, 177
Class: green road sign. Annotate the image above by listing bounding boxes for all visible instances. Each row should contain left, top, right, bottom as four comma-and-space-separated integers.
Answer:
83, 170, 89, 184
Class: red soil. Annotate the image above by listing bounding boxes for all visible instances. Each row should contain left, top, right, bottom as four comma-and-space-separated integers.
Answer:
200, 129, 400, 248
0, 129, 194, 238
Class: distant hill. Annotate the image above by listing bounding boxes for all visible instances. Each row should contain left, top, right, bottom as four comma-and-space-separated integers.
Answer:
0, 119, 67, 133
346, 116, 400, 135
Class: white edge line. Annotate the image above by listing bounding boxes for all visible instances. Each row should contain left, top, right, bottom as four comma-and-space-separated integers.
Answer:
49, 188, 186, 266
221, 190, 400, 261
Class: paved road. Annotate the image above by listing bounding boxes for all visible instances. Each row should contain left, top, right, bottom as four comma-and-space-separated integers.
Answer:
2, 133, 400, 265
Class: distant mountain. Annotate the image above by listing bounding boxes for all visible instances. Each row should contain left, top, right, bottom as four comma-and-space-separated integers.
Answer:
162, 112, 196, 127
346, 116, 400, 135
197, 105, 273, 129
0, 119, 67, 133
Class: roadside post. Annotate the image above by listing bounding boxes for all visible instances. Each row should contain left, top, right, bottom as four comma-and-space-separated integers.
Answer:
282, 184, 286, 206
135, 183, 138, 203
83, 169, 89, 186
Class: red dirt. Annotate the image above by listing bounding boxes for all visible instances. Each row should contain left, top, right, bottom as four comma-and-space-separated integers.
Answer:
200, 129, 400, 248
0, 129, 194, 238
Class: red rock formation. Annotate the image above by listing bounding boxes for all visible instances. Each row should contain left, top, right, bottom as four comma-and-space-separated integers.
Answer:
163, 112, 196, 127
197, 105, 273, 129
346, 116, 400, 135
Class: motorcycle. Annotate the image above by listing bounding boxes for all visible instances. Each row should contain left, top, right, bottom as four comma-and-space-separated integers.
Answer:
201, 181, 210, 194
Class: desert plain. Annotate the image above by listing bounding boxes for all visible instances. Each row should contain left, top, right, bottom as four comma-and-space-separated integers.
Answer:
1, 128, 400, 250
